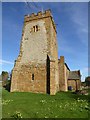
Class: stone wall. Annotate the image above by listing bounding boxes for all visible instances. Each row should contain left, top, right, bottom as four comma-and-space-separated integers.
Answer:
21, 20, 47, 64
11, 63, 46, 93
58, 56, 65, 91
68, 79, 81, 91
58, 56, 69, 91
45, 15, 59, 94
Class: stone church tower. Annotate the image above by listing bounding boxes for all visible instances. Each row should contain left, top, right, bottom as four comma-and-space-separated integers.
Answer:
10, 10, 59, 95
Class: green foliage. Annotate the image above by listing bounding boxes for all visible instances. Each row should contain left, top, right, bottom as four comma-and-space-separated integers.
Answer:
1, 71, 9, 86
1, 71, 9, 80
2, 88, 89, 118
0, 75, 2, 81
81, 82, 86, 87
85, 76, 90, 86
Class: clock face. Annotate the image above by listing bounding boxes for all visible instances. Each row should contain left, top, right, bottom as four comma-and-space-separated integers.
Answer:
21, 20, 47, 64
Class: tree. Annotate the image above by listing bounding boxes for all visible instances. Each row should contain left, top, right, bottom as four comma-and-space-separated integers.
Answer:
85, 76, 90, 86
0, 75, 2, 81
1, 71, 9, 86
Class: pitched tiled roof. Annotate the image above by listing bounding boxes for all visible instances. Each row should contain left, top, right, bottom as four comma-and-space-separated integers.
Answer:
68, 71, 81, 80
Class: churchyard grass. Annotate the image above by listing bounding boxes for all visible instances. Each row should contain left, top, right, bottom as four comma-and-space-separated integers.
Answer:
2, 87, 89, 118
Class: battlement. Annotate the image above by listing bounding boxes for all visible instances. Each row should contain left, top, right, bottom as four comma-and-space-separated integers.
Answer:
24, 9, 56, 33
24, 9, 51, 22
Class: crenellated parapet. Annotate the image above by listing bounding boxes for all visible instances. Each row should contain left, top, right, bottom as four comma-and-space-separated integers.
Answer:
24, 9, 51, 21
24, 9, 56, 33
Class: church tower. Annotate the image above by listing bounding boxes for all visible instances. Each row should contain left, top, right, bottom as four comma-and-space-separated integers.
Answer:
10, 10, 59, 95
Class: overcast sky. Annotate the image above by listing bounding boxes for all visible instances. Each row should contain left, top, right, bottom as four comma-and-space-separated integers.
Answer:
1, 2, 88, 81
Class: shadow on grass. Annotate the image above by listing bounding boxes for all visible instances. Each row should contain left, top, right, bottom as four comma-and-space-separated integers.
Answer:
71, 91, 89, 101
57, 90, 89, 101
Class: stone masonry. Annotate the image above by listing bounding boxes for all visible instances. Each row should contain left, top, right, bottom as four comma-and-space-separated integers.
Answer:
58, 56, 81, 91
10, 10, 81, 95
10, 10, 59, 95
58, 56, 70, 91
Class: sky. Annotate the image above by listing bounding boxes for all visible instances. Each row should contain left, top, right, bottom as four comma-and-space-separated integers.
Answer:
1, 2, 88, 81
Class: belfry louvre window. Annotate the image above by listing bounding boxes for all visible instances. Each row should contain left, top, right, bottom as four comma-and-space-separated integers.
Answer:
32, 74, 34, 80
33, 25, 38, 32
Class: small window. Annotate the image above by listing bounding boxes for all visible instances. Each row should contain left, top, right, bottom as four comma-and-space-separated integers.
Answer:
33, 26, 36, 32
32, 74, 34, 80
33, 25, 39, 32
36, 25, 38, 32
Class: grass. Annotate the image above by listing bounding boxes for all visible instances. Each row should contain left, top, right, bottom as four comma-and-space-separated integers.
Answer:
1, 87, 89, 118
